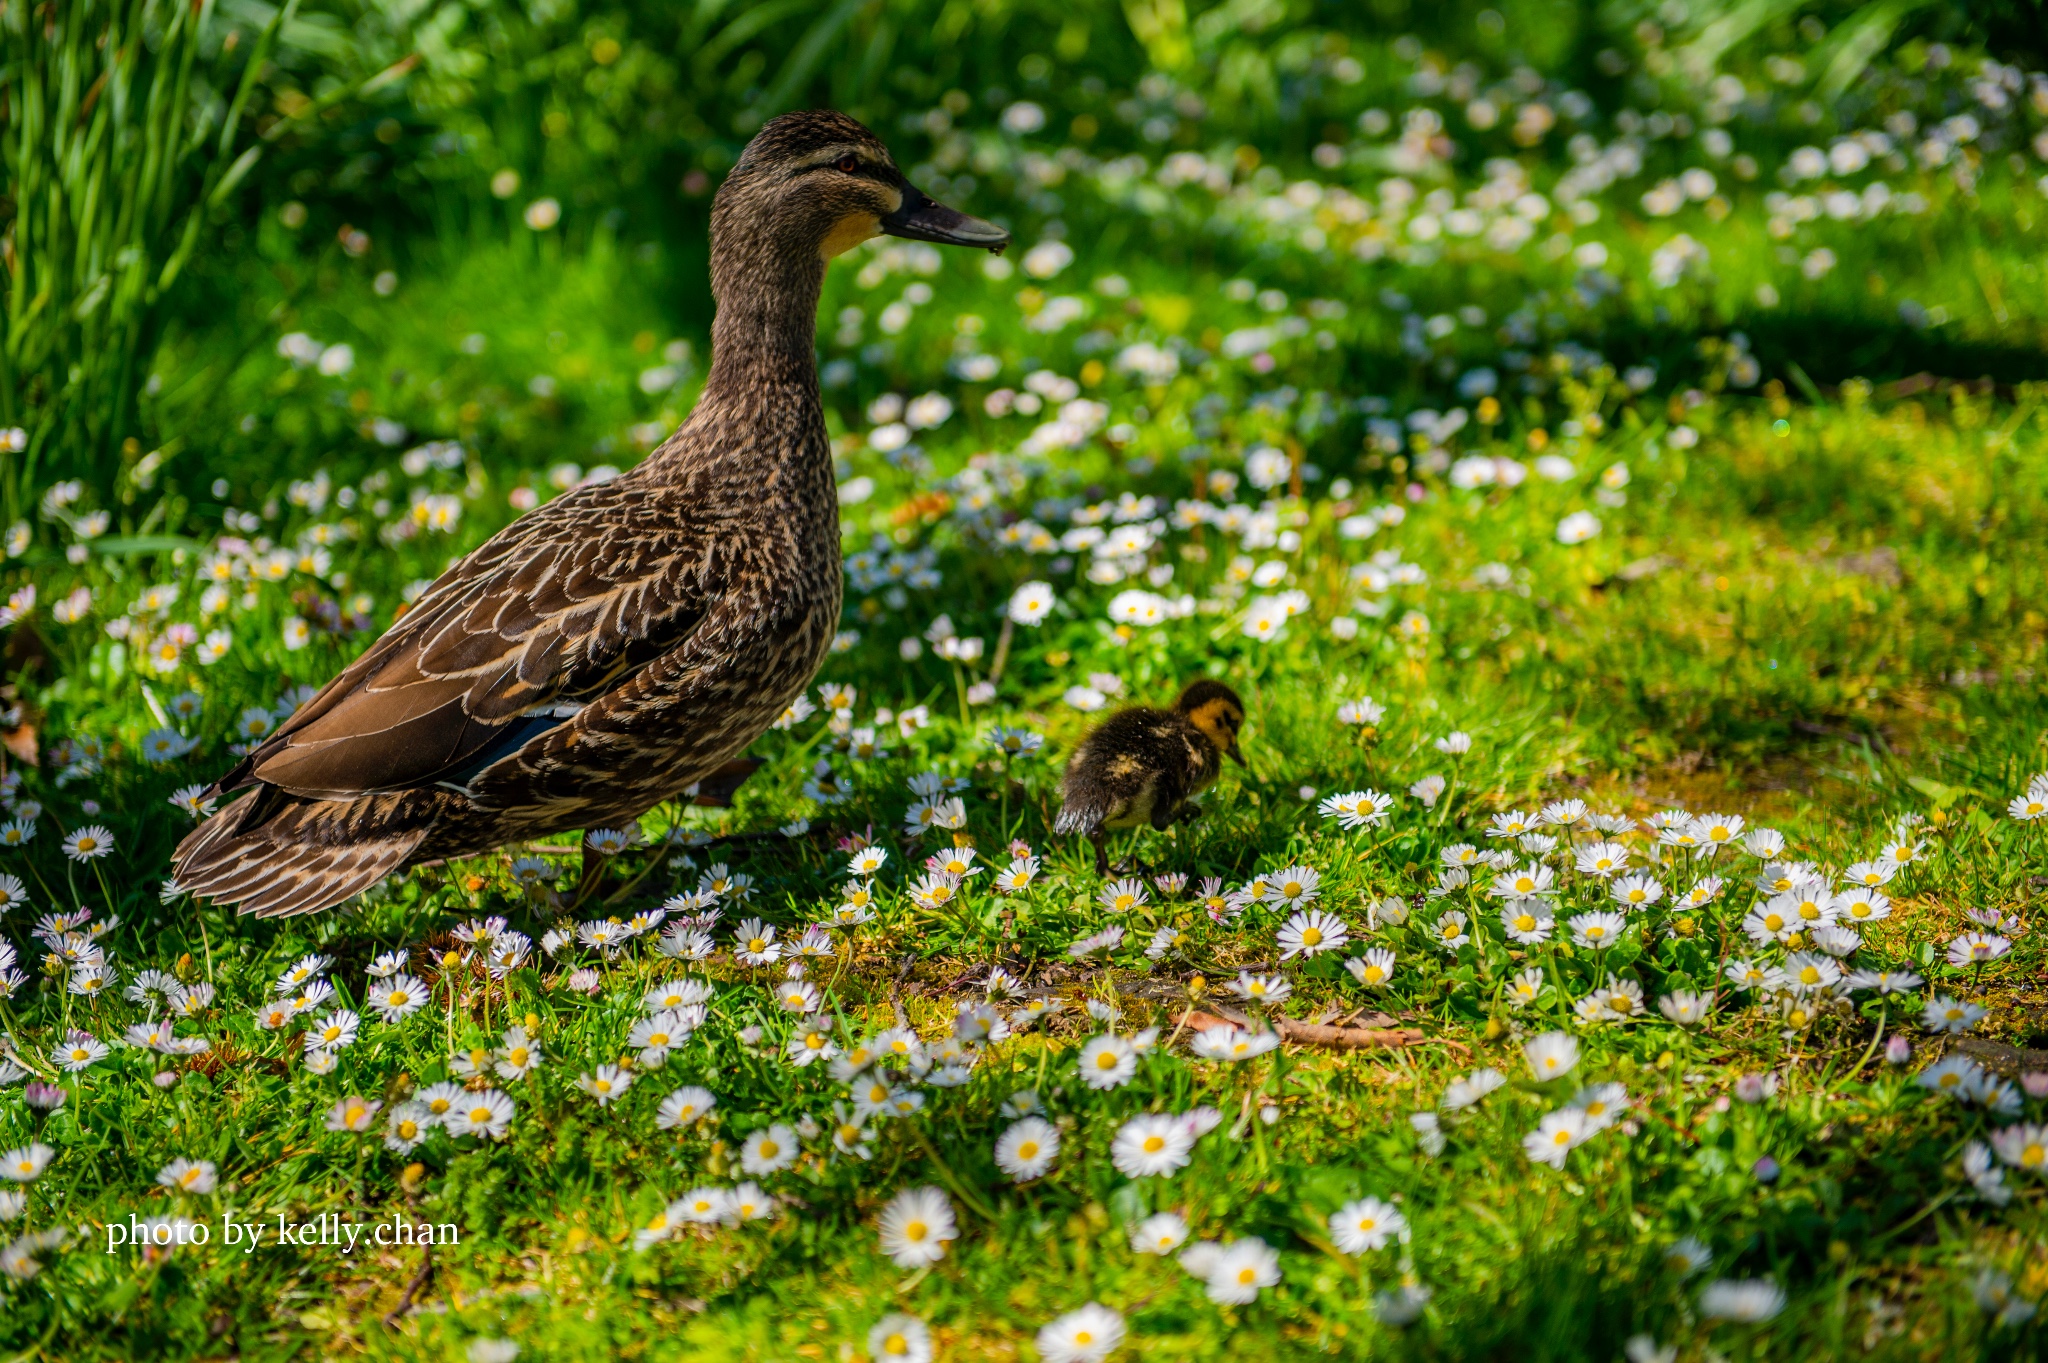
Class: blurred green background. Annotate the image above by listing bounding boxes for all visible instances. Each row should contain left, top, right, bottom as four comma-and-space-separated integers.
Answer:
11, 0, 2048, 520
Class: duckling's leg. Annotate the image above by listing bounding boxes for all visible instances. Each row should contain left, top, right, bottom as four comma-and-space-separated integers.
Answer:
1090, 828, 1109, 877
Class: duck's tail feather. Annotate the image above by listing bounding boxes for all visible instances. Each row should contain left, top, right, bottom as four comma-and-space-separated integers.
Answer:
1053, 799, 1103, 837
173, 788, 434, 918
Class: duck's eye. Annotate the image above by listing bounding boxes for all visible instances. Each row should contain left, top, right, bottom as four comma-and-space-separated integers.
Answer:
836, 154, 859, 174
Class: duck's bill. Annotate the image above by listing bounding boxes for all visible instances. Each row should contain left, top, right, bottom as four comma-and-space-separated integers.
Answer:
881, 186, 1010, 252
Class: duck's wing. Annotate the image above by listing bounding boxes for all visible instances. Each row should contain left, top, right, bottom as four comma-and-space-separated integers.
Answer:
221, 483, 716, 800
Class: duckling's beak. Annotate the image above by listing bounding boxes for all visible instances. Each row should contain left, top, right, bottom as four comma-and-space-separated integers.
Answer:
1225, 738, 1246, 768
881, 182, 1010, 253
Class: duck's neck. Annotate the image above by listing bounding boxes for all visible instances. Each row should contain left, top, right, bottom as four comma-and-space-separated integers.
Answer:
689, 241, 827, 439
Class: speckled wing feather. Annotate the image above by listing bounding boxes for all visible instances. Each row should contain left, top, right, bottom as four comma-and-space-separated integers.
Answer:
217, 479, 715, 802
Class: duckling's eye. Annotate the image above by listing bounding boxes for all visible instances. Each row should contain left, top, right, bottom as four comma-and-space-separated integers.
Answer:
836, 154, 859, 175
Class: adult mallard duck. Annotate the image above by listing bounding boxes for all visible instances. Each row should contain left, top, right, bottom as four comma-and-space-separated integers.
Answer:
174, 110, 1009, 916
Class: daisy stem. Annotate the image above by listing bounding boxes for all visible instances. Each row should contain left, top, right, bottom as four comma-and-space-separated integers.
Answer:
22, 858, 63, 914
907, 1122, 995, 1222
601, 848, 665, 908
1840, 1001, 1888, 1087
195, 901, 215, 987
998, 754, 1011, 846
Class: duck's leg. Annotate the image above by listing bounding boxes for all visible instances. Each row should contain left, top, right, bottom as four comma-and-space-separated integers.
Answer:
1090, 828, 1109, 877
573, 841, 606, 908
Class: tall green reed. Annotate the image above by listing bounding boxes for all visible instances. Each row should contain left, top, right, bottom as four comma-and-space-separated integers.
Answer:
0, 0, 416, 525
0, 0, 298, 523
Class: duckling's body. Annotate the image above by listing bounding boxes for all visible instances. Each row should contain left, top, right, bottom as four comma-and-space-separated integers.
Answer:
1056, 680, 1246, 874
174, 111, 1007, 916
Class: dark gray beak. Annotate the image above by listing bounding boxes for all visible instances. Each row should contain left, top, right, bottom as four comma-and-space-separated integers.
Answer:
1225, 740, 1246, 769
882, 183, 1009, 253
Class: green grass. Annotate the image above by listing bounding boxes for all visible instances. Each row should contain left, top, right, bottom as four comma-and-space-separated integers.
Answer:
4, 5, 2048, 1361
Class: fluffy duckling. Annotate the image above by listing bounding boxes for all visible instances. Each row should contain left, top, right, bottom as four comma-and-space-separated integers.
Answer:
1054, 679, 1246, 874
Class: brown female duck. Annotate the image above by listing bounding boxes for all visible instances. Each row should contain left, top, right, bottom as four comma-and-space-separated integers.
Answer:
174, 110, 1008, 916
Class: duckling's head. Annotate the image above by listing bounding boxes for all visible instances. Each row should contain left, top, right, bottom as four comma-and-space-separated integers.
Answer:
716, 110, 1010, 270
1174, 679, 1247, 767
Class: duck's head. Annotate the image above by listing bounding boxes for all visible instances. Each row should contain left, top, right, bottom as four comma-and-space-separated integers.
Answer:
1175, 678, 1247, 767
717, 109, 1010, 265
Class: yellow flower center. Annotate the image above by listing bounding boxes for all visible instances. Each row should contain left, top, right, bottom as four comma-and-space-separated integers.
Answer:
1017, 1141, 1039, 1159
757, 1140, 778, 1158
904, 1222, 927, 1242
1143, 1135, 1165, 1153
1301, 927, 1322, 946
